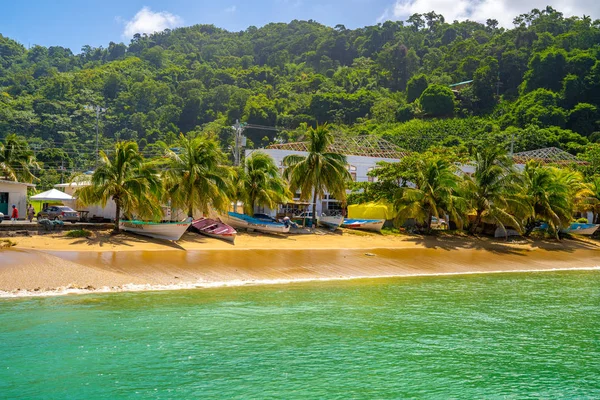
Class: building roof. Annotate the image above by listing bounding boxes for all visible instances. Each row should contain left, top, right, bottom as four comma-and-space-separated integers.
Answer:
513, 147, 586, 165
0, 179, 36, 187
266, 135, 409, 159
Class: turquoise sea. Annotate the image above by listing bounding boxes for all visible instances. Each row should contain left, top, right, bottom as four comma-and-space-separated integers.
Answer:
1, 270, 599, 399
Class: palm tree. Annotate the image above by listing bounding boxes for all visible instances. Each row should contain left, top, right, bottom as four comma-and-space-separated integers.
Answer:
238, 151, 290, 216
161, 134, 232, 218
521, 161, 580, 238
77, 141, 163, 233
0, 134, 40, 183
394, 155, 466, 233
283, 124, 350, 228
582, 176, 600, 223
466, 147, 528, 235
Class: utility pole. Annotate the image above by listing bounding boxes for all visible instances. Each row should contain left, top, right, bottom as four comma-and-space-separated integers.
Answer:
84, 105, 106, 170
232, 119, 247, 166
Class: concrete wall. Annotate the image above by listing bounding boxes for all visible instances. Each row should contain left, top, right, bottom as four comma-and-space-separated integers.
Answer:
0, 181, 30, 219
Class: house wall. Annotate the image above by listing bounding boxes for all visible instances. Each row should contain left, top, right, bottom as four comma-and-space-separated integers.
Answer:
0, 182, 29, 219
245, 149, 401, 216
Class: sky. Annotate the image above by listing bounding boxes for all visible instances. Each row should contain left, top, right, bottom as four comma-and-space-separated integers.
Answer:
1, 0, 599, 53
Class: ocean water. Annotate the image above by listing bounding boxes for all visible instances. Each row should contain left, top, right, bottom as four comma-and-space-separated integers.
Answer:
1, 271, 599, 399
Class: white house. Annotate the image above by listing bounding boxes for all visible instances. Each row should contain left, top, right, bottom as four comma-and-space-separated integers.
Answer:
55, 182, 117, 221
246, 136, 407, 216
0, 180, 35, 219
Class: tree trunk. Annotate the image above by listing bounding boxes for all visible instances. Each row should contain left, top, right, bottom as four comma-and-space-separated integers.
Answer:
188, 205, 193, 219
312, 190, 318, 231
523, 218, 535, 237
470, 210, 483, 235
114, 200, 121, 233
426, 212, 433, 235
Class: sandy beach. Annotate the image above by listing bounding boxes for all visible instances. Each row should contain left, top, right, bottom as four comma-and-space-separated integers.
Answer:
1, 231, 600, 297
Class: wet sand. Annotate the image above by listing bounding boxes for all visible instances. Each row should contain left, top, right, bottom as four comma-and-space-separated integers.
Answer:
1, 232, 600, 297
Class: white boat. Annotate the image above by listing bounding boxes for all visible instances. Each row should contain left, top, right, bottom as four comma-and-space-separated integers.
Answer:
318, 215, 344, 230
342, 219, 385, 233
119, 220, 191, 241
224, 212, 290, 234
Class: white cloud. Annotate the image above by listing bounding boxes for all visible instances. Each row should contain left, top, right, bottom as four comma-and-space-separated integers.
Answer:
385, 0, 600, 27
224, 5, 237, 13
122, 7, 183, 38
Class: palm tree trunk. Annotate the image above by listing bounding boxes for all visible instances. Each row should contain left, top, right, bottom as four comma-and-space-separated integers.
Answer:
523, 218, 536, 237
312, 190, 318, 230
188, 205, 193, 219
427, 212, 433, 234
470, 210, 483, 235
114, 200, 121, 233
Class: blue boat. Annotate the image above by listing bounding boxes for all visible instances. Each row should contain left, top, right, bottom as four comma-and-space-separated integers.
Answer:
538, 222, 599, 236
223, 212, 290, 234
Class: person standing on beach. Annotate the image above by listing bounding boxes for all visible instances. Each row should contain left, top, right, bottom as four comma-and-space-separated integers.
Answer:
11, 205, 18, 223
27, 204, 35, 222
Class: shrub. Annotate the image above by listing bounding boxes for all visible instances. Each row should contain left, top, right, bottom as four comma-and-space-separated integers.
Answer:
65, 229, 93, 238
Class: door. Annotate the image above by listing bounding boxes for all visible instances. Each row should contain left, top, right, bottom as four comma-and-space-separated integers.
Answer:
0, 192, 8, 215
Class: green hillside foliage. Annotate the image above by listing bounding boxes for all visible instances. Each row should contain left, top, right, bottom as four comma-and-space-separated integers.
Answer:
1, 7, 600, 186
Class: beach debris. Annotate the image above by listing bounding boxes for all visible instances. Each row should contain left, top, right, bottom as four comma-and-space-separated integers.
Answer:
364, 252, 376, 257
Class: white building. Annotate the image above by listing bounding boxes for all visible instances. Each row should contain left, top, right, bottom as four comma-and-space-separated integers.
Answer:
0, 180, 35, 219
245, 136, 408, 216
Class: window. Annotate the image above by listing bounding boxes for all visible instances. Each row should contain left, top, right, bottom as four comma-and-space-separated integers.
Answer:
367, 167, 375, 183
347, 165, 357, 181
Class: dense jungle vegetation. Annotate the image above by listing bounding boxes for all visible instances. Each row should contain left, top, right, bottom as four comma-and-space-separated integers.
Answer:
2, 6, 600, 188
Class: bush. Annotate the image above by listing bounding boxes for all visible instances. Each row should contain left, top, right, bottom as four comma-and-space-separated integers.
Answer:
65, 229, 93, 238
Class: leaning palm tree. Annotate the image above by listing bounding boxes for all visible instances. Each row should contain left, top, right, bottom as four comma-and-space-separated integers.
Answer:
466, 147, 528, 235
0, 134, 40, 183
581, 176, 600, 223
161, 134, 232, 218
238, 152, 290, 216
283, 124, 350, 228
394, 155, 466, 233
521, 161, 580, 238
77, 141, 163, 233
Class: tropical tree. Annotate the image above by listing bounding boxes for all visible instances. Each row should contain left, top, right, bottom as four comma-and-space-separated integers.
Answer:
238, 151, 290, 216
161, 133, 232, 218
0, 134, 40, 183
521, 161, 585, 238
466, 147, 528, 234
394, 155, 466, 233
77, 141, 163, 232
283, 123, 350, 228
581, 176, 600, 223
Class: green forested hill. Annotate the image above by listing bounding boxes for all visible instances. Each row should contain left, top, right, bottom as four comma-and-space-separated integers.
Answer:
1, 7, 600, 185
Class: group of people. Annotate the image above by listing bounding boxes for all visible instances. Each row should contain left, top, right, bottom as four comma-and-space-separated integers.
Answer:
6, 204, 36, 223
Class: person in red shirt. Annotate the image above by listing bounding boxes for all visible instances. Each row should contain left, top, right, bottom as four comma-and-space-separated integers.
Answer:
11, 205, 18, 223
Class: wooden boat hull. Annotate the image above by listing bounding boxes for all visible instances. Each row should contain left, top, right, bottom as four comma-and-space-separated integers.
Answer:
224, 212, 290, 234
562, 223, 599, 235
119, 220, 191, 241
192, 218, 237, 243
342, 219, 385, 233
318, 215, 344, 230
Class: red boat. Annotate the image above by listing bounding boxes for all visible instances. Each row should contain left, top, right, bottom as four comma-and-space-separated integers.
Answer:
192, 218, 237, 243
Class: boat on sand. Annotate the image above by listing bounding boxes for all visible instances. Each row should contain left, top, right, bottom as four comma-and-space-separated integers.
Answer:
342, 219, 385, 233
192, 217, 237, 243
318, 215, 344, 230
224, 212, 290, 234
119, 220, 191, 241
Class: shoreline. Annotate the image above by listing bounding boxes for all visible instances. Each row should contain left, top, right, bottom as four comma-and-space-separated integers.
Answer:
2, 265, 599, 299
1, 232, 600, 299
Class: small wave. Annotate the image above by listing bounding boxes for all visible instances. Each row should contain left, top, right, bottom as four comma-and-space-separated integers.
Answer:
1, 266, 599, 299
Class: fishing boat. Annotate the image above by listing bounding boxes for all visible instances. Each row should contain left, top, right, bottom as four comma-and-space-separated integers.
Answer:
318, 215, 344, 230
342, 219, 385, 233
119, 220, 191, 241
538, 222, 599, 236
224, 212, 290, 234
192, 217, 237, 243
562, 223, 599, 235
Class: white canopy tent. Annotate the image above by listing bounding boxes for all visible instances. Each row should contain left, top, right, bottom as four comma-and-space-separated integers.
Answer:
30, 189, 75, 202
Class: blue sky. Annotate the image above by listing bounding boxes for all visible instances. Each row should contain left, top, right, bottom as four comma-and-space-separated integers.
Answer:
2, 0, 598, 53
